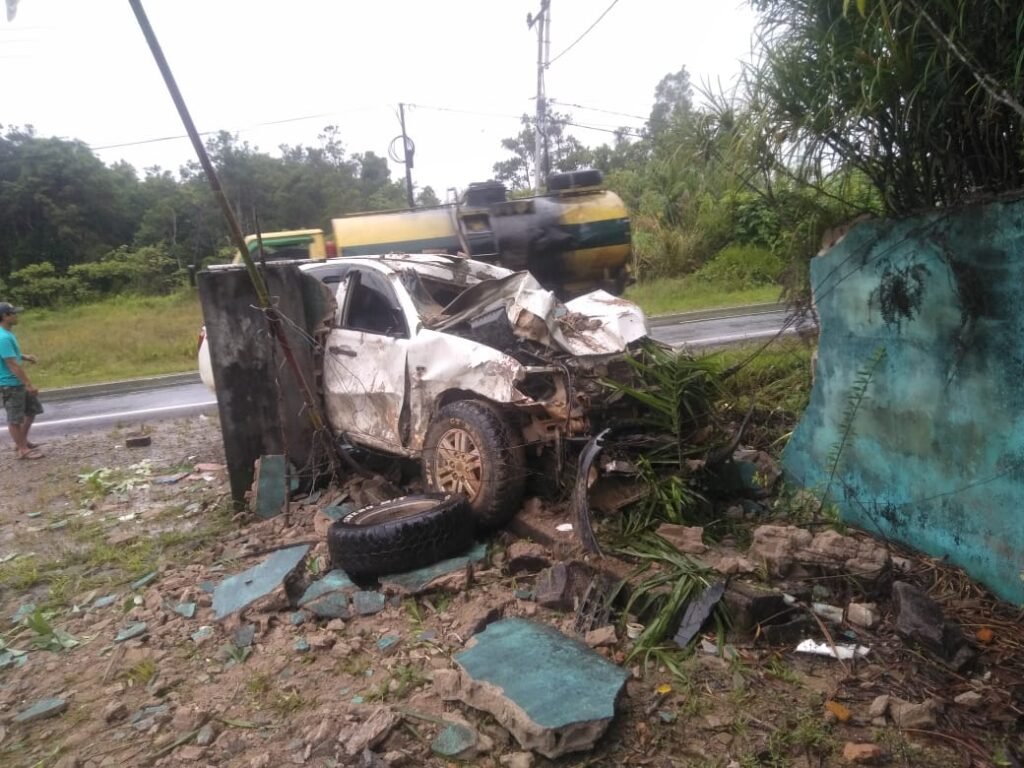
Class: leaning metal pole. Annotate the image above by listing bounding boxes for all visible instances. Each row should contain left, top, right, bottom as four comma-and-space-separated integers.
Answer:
127, 0, 344, 479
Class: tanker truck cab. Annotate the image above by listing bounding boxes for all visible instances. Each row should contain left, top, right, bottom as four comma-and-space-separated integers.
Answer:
232, 229, 329, 264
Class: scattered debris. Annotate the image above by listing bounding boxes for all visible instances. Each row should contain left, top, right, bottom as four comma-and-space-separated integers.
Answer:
378, 541, 488, 594
748, 525, 891, 587
341, 707, 401, 756
571, 429, 608, 554
656, 524, 708, 555
114, 622, 148, 643
954, 690, 983, 708
842, 742, 885, 763
846, 602, 880, 629
212, 544, 310, 619
430, 723, 479, 759
534, 562, 592, 611
130, 571, 158, 590
505, 541, 550, 575
888, 697, 938, 729
584, 625, 617, 648
673, 581, 726, 648
13, 698, 68, 724
437, 618, 628, 758
892, 581, 972, 669
124, 432, 151, 448
251, 454, 288, 519
795, 639, 869, 660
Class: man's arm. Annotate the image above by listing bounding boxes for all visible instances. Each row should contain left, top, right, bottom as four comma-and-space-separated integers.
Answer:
3, 357, 37, 395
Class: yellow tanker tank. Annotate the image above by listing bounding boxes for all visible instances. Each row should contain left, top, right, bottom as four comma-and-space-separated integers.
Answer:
331, 170, 631, 297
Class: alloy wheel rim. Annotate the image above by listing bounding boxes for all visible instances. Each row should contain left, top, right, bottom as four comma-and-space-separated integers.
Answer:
434, 427, 482, 500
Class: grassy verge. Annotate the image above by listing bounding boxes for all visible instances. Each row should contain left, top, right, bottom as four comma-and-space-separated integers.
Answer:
625, 276, 782, 317
17, 291, 203, 390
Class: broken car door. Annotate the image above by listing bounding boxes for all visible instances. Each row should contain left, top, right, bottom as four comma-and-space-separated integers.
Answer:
322, 268, 410, 454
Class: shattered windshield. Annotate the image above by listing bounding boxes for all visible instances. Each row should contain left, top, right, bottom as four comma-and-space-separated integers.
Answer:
397, 269, 477, 324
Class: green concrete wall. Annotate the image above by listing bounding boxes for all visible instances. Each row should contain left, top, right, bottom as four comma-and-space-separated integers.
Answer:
783, 197, 1024, 604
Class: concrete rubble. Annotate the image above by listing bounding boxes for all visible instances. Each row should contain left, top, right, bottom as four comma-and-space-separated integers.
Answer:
436, 618, 629, 758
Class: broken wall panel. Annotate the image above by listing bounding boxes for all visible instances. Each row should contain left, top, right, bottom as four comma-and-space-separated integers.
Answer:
783, 196, 1024, 604
198, 265, 329, 504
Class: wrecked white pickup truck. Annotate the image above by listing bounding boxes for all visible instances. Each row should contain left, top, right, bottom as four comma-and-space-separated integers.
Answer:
317, 254, 649, 527
200, 253, 651, 528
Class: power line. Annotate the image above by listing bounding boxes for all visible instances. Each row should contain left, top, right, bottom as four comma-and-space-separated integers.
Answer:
548, 0, 622, 66
549, 98, 646, 122
89, 110, 377, 151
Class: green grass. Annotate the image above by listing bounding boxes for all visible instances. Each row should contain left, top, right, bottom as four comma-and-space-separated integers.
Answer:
625, 276, 781, 317
16, 291, 203, 390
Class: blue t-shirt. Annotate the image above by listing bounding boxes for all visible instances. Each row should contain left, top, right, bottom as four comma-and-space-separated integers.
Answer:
0, 327, 23, 387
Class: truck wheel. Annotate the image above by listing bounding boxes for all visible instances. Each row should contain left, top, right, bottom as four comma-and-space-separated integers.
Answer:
327, 493, 473, 579
423, 400, 525, 530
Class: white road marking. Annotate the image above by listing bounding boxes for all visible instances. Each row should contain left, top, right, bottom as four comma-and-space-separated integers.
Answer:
686, 326, 803, 346
35, 401, 217, 428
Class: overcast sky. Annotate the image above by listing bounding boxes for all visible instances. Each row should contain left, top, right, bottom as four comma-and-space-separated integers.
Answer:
2, 0, 758, 195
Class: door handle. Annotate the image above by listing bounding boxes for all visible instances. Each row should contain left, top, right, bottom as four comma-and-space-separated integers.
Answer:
329, 345, 357, 357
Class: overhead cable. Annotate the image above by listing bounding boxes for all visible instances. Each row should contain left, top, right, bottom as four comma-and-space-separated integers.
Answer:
548, 0, 622, 66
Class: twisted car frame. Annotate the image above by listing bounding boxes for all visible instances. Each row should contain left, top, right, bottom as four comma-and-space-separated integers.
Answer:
201, 253, 650, 527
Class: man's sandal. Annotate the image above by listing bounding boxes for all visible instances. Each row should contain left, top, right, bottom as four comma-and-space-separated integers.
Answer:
17, 449, 44, 460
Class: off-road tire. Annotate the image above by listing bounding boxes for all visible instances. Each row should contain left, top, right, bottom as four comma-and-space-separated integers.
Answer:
422, 400, 526, 530
327, 493, 473, 579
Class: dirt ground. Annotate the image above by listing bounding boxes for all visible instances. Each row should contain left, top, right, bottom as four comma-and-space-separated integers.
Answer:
0, 416, 1020, 767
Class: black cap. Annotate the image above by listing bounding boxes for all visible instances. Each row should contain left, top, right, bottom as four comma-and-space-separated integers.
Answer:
0, 302, 23, 316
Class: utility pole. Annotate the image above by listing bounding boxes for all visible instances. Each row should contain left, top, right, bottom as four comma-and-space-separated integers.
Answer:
399, 103, 415, 208
528, 0, 550, 193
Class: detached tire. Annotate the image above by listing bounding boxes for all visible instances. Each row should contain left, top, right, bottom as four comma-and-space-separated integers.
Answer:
422, 400, 525, 530
327, 493, 473, 579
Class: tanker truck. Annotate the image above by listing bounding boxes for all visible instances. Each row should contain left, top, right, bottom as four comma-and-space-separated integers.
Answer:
236, 169, 631, 298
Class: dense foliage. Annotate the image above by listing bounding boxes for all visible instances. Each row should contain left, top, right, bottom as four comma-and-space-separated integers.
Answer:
0, 126, 407, 307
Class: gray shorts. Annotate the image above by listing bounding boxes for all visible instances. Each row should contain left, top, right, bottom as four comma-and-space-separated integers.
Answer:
1, 386, 43, 425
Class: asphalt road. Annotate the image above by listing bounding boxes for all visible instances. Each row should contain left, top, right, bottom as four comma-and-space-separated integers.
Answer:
18, 305, 814, 436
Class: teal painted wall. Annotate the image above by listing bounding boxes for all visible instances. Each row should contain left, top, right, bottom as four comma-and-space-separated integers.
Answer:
783, 198, 1024, 604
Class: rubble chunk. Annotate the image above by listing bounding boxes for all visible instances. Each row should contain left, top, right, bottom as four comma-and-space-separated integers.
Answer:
505, 541, 550, 574
534, 562, 591, 611
299, 570, 357, 619
251, 454, 288, 519
843, 742, 884, 763
584, 626, 617, 648
748, 525, 890, 585
340, 707, 400, 756
656, 524, 707, 555
889, 697, 937, 729
441, 618, 628, 758
846, 602, 880, 629
892, 582, 972, 669
722, 581, 793, 636
430, 723, 479, 759
14, 698, 68, 724
212, 545, 310, 619
114, 622, 148, 642
379, 541, 488, 594
499, 752, 536, 768
954, 691, 983, 708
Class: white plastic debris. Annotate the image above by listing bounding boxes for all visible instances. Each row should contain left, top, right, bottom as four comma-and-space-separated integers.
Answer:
811, 603, 845, 623
555, 523, 574, 532
795, 639, 870, 660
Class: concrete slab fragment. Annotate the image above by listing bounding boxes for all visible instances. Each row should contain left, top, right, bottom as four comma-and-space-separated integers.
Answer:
379, 542, 488, 594
445, 618, 628, 758
353, 591, 387, 616
130, 572, 158, 590
114, 622, 148, 643
252, 454, 288, 519
173, 602, 197, 619
14, 698, 68, 724
212, 545, 309, 619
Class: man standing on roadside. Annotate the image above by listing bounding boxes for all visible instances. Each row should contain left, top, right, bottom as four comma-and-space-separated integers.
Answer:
0, 302, 44, 460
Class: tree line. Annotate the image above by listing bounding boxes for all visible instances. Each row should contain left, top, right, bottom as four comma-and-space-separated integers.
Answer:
3, 0, 1022, 308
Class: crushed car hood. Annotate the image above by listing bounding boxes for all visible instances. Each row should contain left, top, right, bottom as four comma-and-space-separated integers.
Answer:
427, 272, 648, 357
